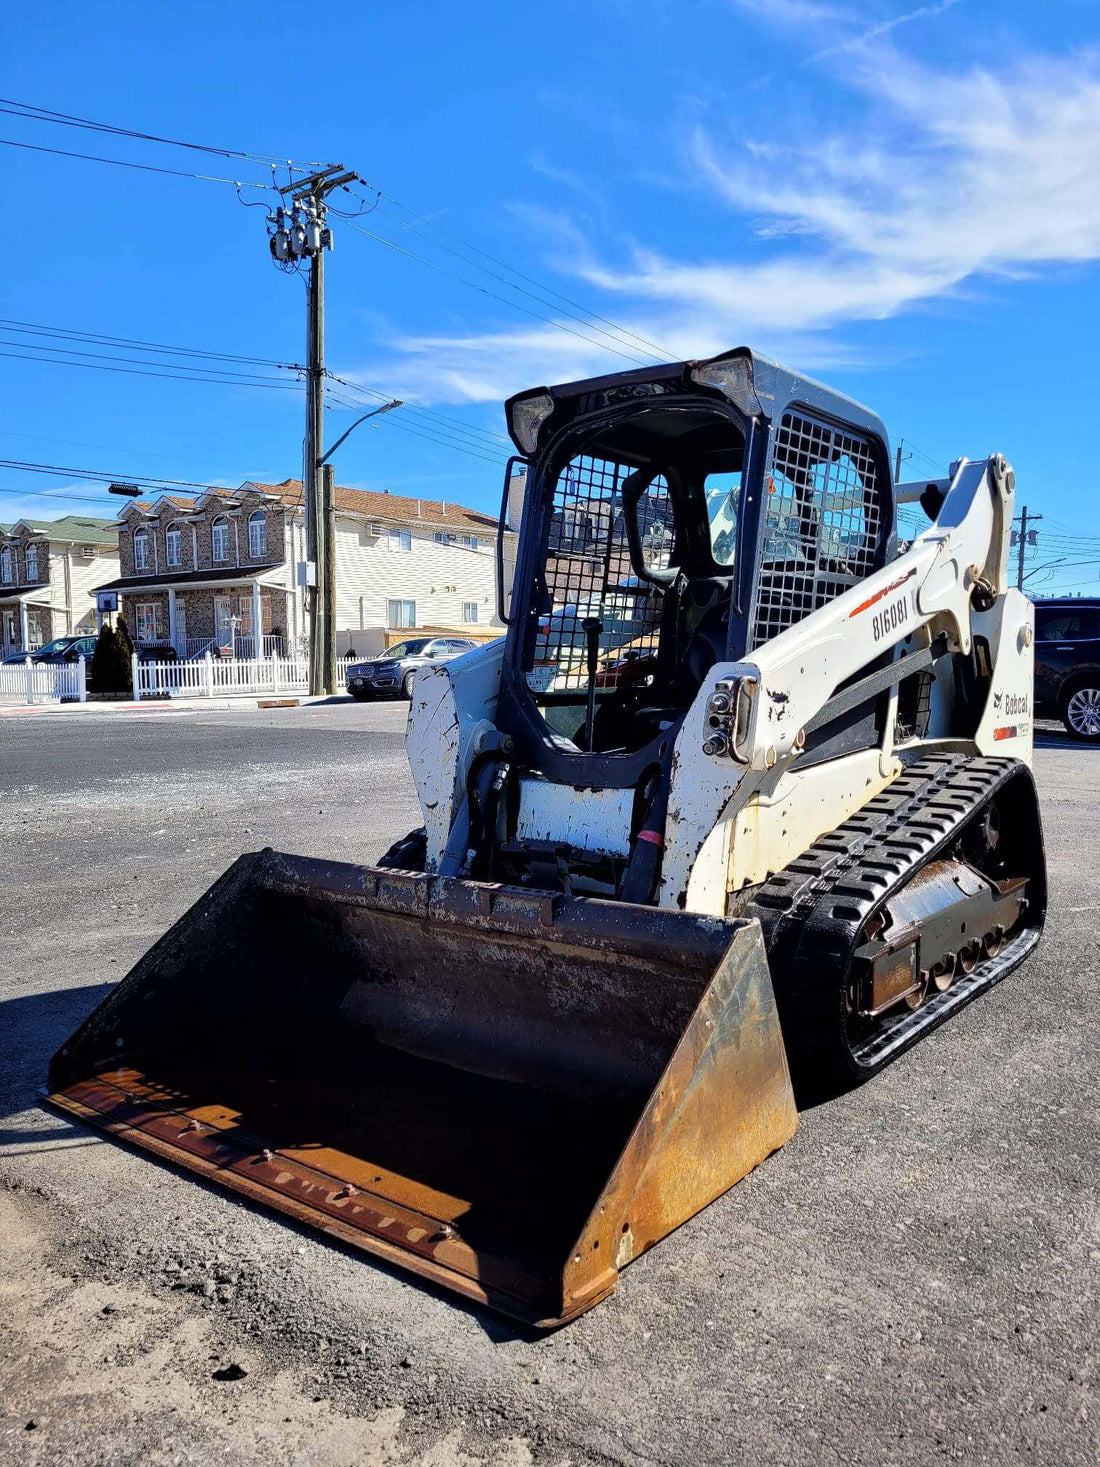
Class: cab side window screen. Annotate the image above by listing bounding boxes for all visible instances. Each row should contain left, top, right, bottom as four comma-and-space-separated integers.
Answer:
751, 411, 885, 648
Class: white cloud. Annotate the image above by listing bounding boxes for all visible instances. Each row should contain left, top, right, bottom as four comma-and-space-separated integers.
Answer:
366, 43, 1100, 404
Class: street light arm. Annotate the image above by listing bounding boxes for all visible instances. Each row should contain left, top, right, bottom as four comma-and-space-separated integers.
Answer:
1021, 556, 1067, 585
317, 399, 402, 467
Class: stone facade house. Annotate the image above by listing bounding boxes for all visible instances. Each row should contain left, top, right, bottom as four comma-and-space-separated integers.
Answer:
97, 479, 512, 658
95, 487, 290, 658
0, 515, 120, 657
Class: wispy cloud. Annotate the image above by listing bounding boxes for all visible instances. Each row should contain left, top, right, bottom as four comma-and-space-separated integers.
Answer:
366, 40, 1100, 405
810, 0, 963, 62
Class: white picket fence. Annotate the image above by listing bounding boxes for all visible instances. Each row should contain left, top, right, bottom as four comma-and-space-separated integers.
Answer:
132, 651, 357, 700
0, 656, 87, 704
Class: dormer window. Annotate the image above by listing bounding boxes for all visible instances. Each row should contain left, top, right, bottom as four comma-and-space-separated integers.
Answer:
133, 527, 150, 572
248, 509, 266, 559
166, 524, 182, 568
0, 546, 10, 583
26, 543, 38, 579
212, 516, 229, 563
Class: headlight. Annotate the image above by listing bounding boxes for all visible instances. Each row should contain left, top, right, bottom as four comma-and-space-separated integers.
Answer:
689, 355, 762, 417
509, 391, 554, 454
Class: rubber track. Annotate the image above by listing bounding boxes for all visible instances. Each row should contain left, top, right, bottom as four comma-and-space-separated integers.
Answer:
743, 752, 1045, 1084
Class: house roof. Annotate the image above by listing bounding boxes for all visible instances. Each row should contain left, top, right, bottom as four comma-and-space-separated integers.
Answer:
0, 585, 54, 602
0, 515, 117, 546
247, 480, 499, 533
129, 496, 199, 514
97, 563, 283, 592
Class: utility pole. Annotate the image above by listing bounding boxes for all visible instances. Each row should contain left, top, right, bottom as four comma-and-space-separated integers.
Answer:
1012, 506, 1042, 591
322, 463, 336, 695
894, 439, 904, 483
268, 165, 357, 695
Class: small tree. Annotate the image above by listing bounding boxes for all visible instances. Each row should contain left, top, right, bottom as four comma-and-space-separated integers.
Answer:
115, 612, 135, 662
91, 623, 131, 694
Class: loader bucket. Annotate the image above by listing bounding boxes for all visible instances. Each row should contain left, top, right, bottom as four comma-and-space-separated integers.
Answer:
47, 851, 797, 1326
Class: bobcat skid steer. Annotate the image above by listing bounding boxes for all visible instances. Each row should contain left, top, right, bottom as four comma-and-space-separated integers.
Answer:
48, 349, 1046, 1327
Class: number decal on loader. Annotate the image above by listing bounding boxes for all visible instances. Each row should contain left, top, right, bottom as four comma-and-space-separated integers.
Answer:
871, 591, 914, 643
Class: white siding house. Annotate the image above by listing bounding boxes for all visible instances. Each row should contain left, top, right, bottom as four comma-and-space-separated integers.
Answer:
0, 515, 120, 656
100, 479, 514, 660
245, 479, 512, 655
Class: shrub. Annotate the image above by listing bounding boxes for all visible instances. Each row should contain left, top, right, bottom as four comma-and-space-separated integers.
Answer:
91, 624, 132, 694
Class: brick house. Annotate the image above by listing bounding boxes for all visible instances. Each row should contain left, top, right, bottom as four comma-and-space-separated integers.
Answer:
97, 479, 513, 658
95, 487, 290, 658
0, 515, 120, 657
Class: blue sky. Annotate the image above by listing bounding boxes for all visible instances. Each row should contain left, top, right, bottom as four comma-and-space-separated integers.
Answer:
4, 0, 1100, 592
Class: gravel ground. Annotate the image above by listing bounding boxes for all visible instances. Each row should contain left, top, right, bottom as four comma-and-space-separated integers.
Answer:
1, 702, 1097, 1466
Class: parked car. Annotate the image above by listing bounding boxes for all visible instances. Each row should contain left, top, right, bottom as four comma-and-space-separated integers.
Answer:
346, 637, 478, 700
1, 633, 98, 668
1034, 597, 1100, 740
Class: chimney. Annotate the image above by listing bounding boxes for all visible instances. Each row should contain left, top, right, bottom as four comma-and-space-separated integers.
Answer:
417, 499, 422, 516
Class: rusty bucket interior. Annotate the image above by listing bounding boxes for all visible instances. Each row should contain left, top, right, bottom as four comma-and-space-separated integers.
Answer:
47, 850, 797, 1325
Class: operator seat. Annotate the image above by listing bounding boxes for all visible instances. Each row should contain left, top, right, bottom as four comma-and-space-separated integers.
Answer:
589, 581, 732, 751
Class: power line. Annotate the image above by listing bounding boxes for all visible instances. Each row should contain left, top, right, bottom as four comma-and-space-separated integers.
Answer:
0, 135, 273, 188
2, 337, 302, 383
353, 192, 668, 363
326, 372, 511, 449
0, 428, 260, 477
349, 185, 673, 360
0, 483, 126, 510
0, 96, 326, 169
1, 317, 291, 368
341, 216, 654, 367
0, 458, 234, 491
4, 315, 508, 460
0, 346, 303, 390
326, 390, 505, 466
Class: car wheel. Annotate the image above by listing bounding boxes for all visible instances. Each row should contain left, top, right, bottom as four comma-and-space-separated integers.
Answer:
402, 671, 416, 699
1061, 682, 1100, 740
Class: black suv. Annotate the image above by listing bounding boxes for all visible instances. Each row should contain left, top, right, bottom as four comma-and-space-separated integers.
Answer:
346, 636, 478, 700
1034, 598, 1100, 740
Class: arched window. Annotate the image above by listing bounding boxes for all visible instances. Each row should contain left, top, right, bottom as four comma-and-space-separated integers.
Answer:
133, 528, 150, 572
165, 523, 182, 568
0, 546, 10, 583
26, 542, 38, 580
211, 515, 229, 562
248, 509, 266, 559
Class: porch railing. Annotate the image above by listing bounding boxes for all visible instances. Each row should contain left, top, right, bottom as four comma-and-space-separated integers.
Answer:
232, 633, 283, 659
182, 635, 216, 659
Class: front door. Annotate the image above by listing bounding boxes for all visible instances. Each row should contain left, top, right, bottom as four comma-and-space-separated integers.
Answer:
175, 599, 187, 655
2, 609, 15, 653
214, 595, 233, 654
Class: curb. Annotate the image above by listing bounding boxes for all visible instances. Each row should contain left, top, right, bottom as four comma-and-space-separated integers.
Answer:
0, 693, 352, 717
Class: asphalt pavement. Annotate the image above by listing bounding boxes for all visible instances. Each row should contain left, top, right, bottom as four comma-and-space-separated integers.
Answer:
1, 702, 1097, 1466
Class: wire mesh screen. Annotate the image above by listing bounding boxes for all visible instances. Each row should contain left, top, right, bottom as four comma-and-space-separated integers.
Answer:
750, 411, 884, 648
526, 455, 669, 694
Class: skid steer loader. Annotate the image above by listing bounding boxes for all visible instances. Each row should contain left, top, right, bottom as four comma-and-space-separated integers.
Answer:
48, 348, 1046, 1327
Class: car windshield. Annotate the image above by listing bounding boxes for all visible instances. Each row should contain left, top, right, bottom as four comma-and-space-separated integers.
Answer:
381, 640, 430, 659
36, 637, 77, 655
